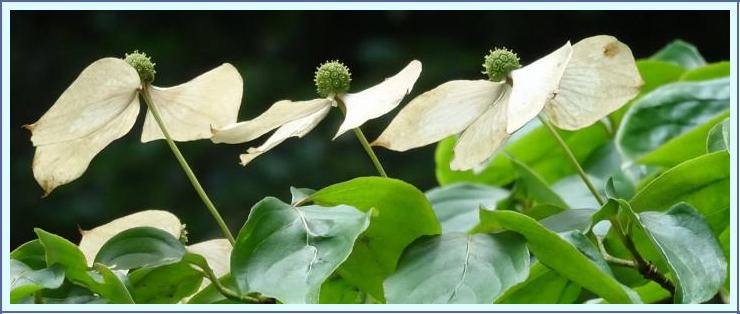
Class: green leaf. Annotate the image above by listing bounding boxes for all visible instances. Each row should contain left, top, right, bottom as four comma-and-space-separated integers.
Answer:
539, 209, 596, 234
650, 39, 706, 69
95, 226, 186, 270
290, 186, 315, 205
679, 61, 730, 81
719, 226, 730, 290
508, 157, 568, 208
634, 282, 672, 304
34, 228, 133, 303
707, 117, 730, 153
617, 78, 730, 162
479, 210, 638, 303
319, 276, 365, 304
384, 233, 528, 304
11, 239, 47, 270
605, 174, 636, 201
34, 228, 89, 283
426, 183, 508, 233
10, 260, 65, 303
495, 262, 581, 304
128, 261, 203, 303
436, 123, 609, 187
630, 151, 729, 236
310, 177, 441, 300
92, 263, 135, 304
639, 111, 729, 167
552, 174, 604, 209
231, 197, 371, 304
625, 203, 726, 303
636, 60, 686, 92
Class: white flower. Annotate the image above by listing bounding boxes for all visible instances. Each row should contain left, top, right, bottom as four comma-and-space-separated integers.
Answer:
211, 60, 422, 165
27, 55, 243, 195
374, 35, 643, 170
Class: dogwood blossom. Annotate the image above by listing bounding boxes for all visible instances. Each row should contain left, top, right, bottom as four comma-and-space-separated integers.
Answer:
26, 52, 243, 195
211, 60, 422, 166
374, 35, 642, 170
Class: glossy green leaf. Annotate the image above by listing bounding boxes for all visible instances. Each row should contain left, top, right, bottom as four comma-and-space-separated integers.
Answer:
435, 123, 609, 187
636, 60, 686, 93
290, 186, 315, 205
605, 174, 636, 201
310, 177, 441, 300
707, 117, 730, 153
11, 239, 47, 270
625, 203, 726, 303
552, 175, 604, 209
95, 226, 186, 270
320, 276, 365, 304
384, 233, 528, 304
719, 226, 730, 290
479, 210, 638, 303
495, 262, 580, 304
679, 61, 730, 81
650, 39, 706, 69
92, 263, 135, 304
39, 283, 107, 304
426, 183, 508, 233
540, 209, 596, 234
634, 282, 672, 304
10, 260, 65, 303
34, 228, 133, 303
520, 204, 565, 221
128, 261, 203, 303
630, 151, 729, 236
616, 78, 730, 161
232, 197, 371, 304
639, 111, 729, 167
34, 228, 89, 283
508, 157, 567, 208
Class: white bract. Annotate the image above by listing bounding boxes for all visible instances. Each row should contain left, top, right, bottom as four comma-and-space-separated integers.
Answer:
374, 35, 642, 170
211, 60, 422, 166
27, 57, 243, 195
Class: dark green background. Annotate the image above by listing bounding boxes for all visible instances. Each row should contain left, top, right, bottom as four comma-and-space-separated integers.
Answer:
10, 11, 729, 248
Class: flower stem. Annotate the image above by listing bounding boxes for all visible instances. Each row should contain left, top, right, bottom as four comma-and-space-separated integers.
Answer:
188, 259, 273, 303
609, 218, 676, 294
141, 86, 236, 245
538, 115, 605, 206
336, 98, 388, 177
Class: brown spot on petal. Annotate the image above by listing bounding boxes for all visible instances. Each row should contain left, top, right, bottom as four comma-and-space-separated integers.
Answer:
604, 42, 620, 58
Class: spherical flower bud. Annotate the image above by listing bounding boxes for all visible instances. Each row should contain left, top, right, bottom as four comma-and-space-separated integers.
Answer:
314, 60, 351, 97
482, 47, 520, 82
124, 50, 156, 83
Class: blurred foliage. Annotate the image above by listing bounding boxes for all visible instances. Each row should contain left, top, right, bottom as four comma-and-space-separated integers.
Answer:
10, 11, 729, 248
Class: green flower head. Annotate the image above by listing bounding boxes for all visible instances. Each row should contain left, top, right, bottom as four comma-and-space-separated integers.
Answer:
482, 47, 520, 82
124, 50, 156, 83
314, 60, 352, 97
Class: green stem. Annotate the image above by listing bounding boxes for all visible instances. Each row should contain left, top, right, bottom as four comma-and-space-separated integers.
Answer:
336, 98, 388, 177
141, 86, 236, 245
596, 235, 636, 268
190, 263, 272, 303
609, 218, 676, 294
538, 115, 605, 205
